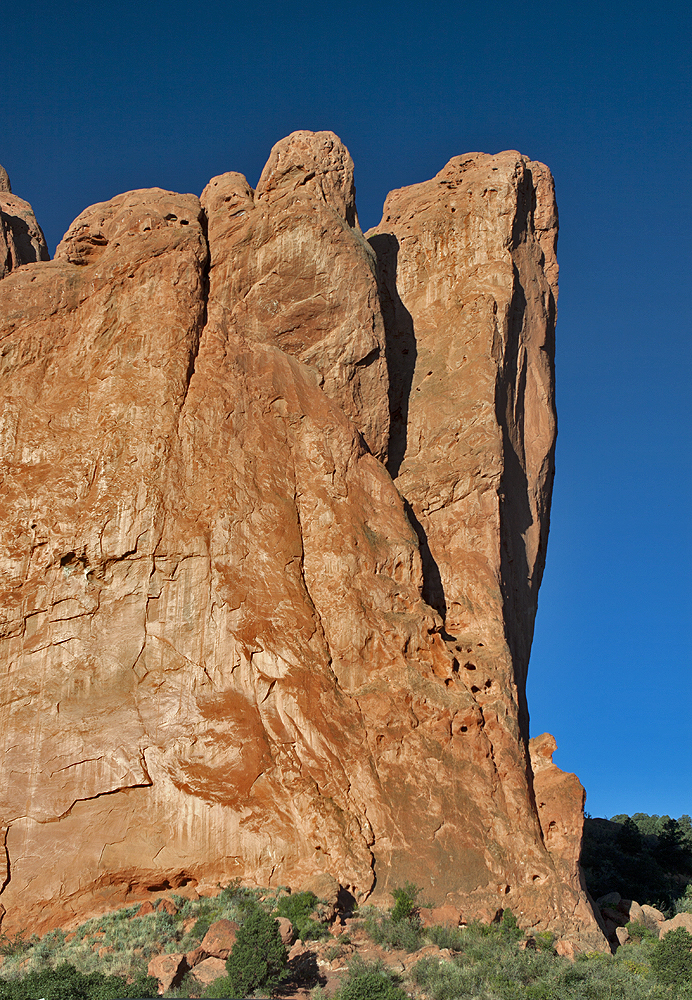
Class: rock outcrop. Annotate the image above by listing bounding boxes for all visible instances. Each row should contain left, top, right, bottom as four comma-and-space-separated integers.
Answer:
0, 134, 605, 951
0, 164, 49, 278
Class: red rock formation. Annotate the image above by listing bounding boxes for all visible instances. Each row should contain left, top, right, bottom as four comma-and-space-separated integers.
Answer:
0, 165, 49, 277
0, 135, 605, 951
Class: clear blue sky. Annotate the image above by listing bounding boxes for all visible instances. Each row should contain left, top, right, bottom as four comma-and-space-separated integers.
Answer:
3, 0, 690, 819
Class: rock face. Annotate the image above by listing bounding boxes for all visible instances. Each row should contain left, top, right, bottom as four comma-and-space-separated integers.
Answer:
0, 164, 49, 278
0, 135, 605, 951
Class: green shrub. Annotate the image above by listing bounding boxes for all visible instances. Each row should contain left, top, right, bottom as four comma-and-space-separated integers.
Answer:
499, 908, 523, 941
223, 903, 289, 996
528, 930, 555, 953
0, 962, 157, 999
425, 924, 467, 950
0, 933, 32, 959
274, 890, 326, 941
334, 957, 407, 1000
626, 920, 657, 942
650, 927, 692, 985
365, 911, 424, 953
390, 882, 420, 923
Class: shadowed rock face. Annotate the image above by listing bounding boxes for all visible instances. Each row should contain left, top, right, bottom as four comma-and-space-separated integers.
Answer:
0, 134, 605, 951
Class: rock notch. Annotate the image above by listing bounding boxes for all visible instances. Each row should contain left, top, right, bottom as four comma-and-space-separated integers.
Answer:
0, 134, 605, 952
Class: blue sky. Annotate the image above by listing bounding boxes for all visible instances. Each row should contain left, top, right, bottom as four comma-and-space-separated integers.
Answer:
3, 0, 690, 819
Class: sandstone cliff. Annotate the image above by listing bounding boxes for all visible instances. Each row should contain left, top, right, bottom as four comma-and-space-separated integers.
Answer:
0, 135, 605, 951
0, 165, 49, 278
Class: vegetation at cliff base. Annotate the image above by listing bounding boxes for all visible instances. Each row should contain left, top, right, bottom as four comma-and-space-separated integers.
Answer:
208, 903, 288, 998
0, 962, 157, 999
2, 871, 692, 998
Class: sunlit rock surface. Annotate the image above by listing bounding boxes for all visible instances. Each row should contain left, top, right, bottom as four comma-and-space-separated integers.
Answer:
0, 134, 605, 951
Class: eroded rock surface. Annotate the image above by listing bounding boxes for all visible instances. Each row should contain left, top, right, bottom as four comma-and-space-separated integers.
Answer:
0, 165, 49, 278
0, 135, 605, 951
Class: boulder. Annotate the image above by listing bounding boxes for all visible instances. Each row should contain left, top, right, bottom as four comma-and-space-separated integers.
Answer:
277, 916, 294, 945
200, 919, 239, 959
137, 900, 156, 916
299, 872, 340, 907
190, 956, 227, 986
288, 939, 308, 960
157, 898, 178, 915
147, 953, 188, 993
641, 904, 666, 925
619, 899, 645, 924
615, 926, 630, 946
185, 945, 206, 967
659, 912, 692, 938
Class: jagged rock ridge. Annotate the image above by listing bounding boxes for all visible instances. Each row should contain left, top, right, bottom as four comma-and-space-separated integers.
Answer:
0, 165, 49, 278
0, 137, 605, 951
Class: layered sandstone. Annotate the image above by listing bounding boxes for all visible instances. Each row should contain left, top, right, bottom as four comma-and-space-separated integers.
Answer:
0, 134, 605, 951
0, 165, 49, 278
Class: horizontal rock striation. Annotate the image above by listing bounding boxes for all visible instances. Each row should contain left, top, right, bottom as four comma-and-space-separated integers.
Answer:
0, 135, 605, 950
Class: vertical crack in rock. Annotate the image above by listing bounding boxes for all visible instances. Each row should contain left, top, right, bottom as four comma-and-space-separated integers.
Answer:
0, 826, 11, 896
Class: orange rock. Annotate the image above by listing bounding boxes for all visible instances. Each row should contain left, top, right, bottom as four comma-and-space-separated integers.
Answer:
185, 945, 206, 967
0, 165, 49, 278
0, 133, 605, 952
200, 919, 239, 959
147, 953, 188, 993
659, 913, 692, 938
190, 956, 227, 985
137, 901, 156, 917
430, 905, 461, 927
156, 898, 178, 915
277, 916, 294, 946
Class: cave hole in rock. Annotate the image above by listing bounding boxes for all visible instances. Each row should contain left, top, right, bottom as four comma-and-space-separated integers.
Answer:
464, 662, 476, 670
470, 685, 480, 694
59, 551, 87, 570
146, 879, 172, 892
460, 725, 468, 732
451, 658, 460, 673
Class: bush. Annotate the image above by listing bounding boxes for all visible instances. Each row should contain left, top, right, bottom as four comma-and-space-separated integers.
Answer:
0, 962, 157, 999
223, 903, 289, 996
626, 920, 657, 942
650, 927, 692, 985
390, 882, 420, 924
334, 957, 407, 1000
426, 924, 467, 950
364, 911, 423, 953
274, 890, 326, 941
499, 908, 523, 941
